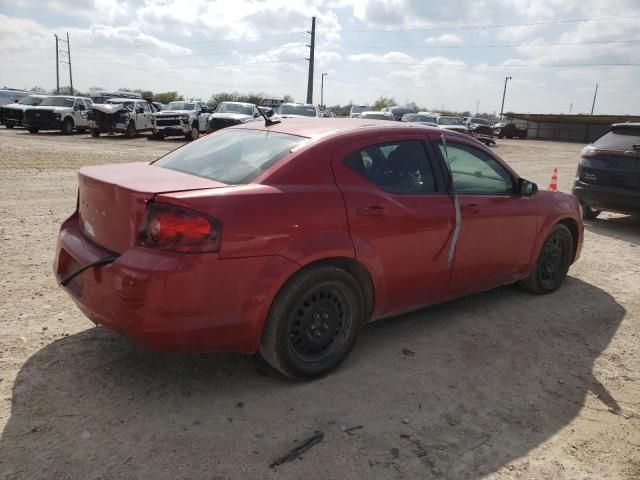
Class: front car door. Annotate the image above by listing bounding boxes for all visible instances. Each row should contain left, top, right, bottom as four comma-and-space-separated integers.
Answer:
198, 102, 210, 131
433, 136, 539, 292
332, 134, 456, 312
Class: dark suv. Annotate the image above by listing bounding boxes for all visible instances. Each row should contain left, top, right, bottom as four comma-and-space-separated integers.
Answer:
572, 122, 640, 219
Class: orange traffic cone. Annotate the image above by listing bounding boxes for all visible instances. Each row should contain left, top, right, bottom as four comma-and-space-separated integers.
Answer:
548, 167, 558, 191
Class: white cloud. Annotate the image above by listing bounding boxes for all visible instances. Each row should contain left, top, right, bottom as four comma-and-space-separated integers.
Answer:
425, 34, 462, 46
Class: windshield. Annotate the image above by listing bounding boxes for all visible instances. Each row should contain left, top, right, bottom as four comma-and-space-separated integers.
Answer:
40, 97, 74, 107
19, 96, 45, 106
407, 115, 436, 123
155, 129, 306, 184
167, 101, 195, 111
594, 127, 640, 151
362, 113, 391, 120
107, 100, 134, 110
277, 104, 317, 117
438, 117, 463, 126
215, 103, 253, 115
470, 117, 489, 125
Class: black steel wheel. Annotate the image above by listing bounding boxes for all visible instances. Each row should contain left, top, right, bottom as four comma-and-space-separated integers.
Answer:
260, 265, 365, 380
518, 224, 573, 294
185, 124, 199, 141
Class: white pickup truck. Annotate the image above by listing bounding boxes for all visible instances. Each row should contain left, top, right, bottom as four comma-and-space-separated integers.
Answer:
23, 96, 94, 134
151, 100, 211, 140
90, 98, 156, 138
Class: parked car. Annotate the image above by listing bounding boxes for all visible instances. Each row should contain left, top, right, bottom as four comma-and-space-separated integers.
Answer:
0, 94, 48, 128
152, 100, 210, 140
381, 105, 416, 121
572, 122, 640, 219
53, 119, 583, 379
261, 98, 284, 110
23, 96, 94, 134
258, 106, 275, 118
349, 105, 369, 118
465, 117, 495, 146
276, 103, 320, 118
360, 111, 395, 121
0, 88, 32, 106
89, 98, 156, 138
494, 122, 528, 139
208, 101, 261, 131
152, 102, 166, 111
400, 113, 438, 126
436, 115, 471, 135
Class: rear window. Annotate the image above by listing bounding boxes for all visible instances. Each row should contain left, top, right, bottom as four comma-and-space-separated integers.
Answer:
594, 127, 640, 151
154, 129, 306, 184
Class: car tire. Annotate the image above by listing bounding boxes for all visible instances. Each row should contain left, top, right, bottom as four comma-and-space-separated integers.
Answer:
90, 129, 100, 137
260, 265, 365, 380
76, 128, 87, 133
582, 205, 601, 220
185, 123, 199, 141
506, 135, 513, 139
518, 224, 573, 294
498, 133, 504, 139
28, 127, 39, 134
61, 118, 74, 135
125, 121, 136, 139
5, 125, 13, 129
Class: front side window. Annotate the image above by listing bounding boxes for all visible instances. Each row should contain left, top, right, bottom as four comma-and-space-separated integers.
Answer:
344, 140, 437, 194
437, 142, 513, 194
41, 97, 74, 107
154, 129, 306, 184
19, 96, 44, 106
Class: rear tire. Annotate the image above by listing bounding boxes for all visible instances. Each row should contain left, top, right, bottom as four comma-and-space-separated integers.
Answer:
582, 205, 601, 220
90, 129, 100, 137
125, 121, 136, 139
61, 118, 74, 135
5, 125, 13, 129
260, 265, 365, 380
518, 224, 573, 294
28, 127, 39, 134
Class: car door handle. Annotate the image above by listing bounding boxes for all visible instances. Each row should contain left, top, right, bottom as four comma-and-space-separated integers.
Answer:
357, 206, 389, 216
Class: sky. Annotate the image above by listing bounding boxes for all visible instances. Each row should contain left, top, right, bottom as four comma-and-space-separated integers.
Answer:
0, 0, 639, 115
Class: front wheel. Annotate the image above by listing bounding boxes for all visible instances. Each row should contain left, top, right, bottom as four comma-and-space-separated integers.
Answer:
125, 121, 136, 139
90, 129, 100, 137
260, 265, 365, 380
518, 224, 573, 294
28, 127, 39, 134
185, 124, 199, 141
61, 118, 74, 135
582, 205, 601, 220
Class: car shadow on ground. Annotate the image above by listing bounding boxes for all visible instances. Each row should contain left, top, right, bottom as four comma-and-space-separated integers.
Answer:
584, 213, 640, 246
0, 277, 625, 479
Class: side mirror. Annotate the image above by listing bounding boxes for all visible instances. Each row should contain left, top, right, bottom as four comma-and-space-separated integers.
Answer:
518, 178, 538, 196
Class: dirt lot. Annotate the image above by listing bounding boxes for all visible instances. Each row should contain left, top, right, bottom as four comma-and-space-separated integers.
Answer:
0, 128, 638, 480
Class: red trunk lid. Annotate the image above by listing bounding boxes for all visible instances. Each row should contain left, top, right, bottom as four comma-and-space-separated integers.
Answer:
78, 162, 226, 253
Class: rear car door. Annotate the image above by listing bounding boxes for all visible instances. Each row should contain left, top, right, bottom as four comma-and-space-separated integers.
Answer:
433, 136, 538, 291
332, 135, 455, 308
139, 101, 152, 129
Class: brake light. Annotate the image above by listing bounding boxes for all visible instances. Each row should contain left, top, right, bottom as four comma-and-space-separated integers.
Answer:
136, 203, 222, 253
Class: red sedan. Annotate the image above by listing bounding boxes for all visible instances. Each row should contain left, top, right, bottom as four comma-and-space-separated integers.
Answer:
54, 118, 583, 379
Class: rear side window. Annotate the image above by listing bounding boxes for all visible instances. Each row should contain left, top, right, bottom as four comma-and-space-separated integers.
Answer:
344, 140, 437, 194
155, 129, 306, 184
594, 128, 640, 151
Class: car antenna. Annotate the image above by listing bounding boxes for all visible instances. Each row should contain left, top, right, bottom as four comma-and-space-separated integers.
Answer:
258, 106, 280, 127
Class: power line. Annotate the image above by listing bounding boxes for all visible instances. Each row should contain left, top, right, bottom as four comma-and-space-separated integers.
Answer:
340, 15, 640, 33
337, 61, 640, 67
317, 39, 640, 50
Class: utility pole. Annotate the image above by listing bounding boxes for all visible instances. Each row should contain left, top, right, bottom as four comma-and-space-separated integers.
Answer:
306, 17, 316, 105
54, 34, 60, 94
320, 72, 327, 109
66, 32, 73, 95
590, 83, 598, 115
476, 100, 479, 116
569, 102, 573, 115
500, 76, 512, 120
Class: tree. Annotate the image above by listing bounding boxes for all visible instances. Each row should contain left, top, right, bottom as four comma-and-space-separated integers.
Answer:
29, 86, 47, 94
283, 94, 294, 103
155, 91, 184, 104
372, 96, 396, 110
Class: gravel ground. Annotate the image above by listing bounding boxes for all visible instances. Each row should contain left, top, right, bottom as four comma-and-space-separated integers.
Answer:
0, 128, 638, 480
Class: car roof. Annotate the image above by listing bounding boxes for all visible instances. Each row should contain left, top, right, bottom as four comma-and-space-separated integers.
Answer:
107, 98, 141, 102
219, 101, 254, 106
233, 117, 446, 140
611, 122, 640, 128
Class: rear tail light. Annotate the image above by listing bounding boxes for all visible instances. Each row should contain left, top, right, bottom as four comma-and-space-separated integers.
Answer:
136, 203, 222, 253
